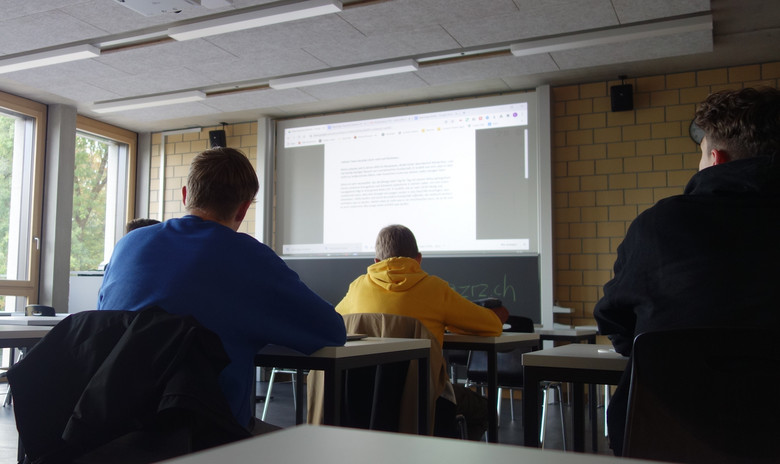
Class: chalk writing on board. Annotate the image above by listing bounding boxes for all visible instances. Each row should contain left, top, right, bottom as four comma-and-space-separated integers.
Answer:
449, 274, 517, 302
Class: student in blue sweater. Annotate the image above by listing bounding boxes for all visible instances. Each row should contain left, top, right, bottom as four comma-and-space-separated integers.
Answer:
98, 147, 347, 433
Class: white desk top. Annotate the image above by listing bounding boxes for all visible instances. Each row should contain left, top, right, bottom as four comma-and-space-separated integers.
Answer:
257, 337, 430, 359
0, 315, 67, 326
158, 425, 660, 464
443, 331, 539, 345
522, 343, 628, 371
0, 325, 52, 340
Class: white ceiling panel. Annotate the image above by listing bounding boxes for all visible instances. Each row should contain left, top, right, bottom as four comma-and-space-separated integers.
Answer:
184, 47, 329, 84
293, 72, 429, 101
0, 10, 106, 54
611, 0, 710, 24
2, 59, 131, 86
0, 0, 87, 21
417, 54, 560, 87
446, 1, 619, 48
203, 87, 319, 112
550, 29, 713, 70
338, 0, 520, 36
90, 66, 219, 98
204, 14, 363, 55
303, 27, 461, 67
94, 39, 236, 75
0, 0, 774, 134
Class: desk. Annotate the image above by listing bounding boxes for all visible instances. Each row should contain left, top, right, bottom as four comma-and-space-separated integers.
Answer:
443, 332, 540, 443
157, 424, 663, 464
523, 344, 628, 452
536, 328, 598, 344
0, 315, 67, 326
255, 337, 430, 433
0, 325, 52, 348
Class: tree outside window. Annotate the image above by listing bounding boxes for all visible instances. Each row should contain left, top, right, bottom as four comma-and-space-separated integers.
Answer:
0, 115, 13, 282
71, 134, 109, 272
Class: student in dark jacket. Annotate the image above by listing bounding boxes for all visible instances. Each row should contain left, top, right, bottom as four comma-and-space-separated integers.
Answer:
594, 87, 780, 455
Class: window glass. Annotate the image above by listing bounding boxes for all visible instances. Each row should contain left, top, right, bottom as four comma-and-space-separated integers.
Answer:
0, 92, 45, 313
71, 117, 136, 273
71, 133, 111, 271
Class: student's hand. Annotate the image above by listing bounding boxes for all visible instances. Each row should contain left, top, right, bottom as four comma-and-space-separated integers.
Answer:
491, 306, 509, 324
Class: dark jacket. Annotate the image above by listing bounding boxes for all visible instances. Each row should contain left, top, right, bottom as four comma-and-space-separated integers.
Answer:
594, 156, 780, 454
8, 308, 249, 464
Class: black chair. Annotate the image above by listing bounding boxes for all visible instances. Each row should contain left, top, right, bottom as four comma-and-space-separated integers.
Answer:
623, 327, 780, 463
8, 309, 249, 464
466, 315, 566, 447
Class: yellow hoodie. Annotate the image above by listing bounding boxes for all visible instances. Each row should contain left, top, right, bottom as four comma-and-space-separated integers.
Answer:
336, 257, 503, 347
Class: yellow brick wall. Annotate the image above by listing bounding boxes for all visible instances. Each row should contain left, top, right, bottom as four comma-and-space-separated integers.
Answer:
552, 61, 780, 327
148, 122, 258, 235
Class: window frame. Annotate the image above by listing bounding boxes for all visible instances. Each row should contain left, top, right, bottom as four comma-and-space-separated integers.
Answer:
75, 116, 138, 266
0, 91, 46, 304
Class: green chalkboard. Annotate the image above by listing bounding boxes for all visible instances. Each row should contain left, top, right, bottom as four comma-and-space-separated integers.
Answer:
284, 255, 541, 323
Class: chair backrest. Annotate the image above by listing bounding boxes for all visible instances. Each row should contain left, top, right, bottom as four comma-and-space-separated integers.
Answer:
466, 315, 534, 386
504, 315, 535, 333
623, 327, 780, 464
8, 309, 249, 464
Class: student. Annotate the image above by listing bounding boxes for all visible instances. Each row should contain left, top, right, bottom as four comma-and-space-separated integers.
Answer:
98, 147, 347, 433
336, 224, 509, 440
125, 217, 160, 233
594, 87, 780, 455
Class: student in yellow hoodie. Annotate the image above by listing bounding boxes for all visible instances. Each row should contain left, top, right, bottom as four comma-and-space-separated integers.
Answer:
336, 224, 509, 439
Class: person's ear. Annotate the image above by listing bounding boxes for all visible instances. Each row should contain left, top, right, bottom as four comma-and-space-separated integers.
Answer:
374, 258, 381, 263
713, 149, 730, 165
234, 200, 251, 223
415, 253, 422, 264
181, 186, 187, 206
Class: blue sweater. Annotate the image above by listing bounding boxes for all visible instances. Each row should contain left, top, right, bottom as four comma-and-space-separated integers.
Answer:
98, 216, 346, 427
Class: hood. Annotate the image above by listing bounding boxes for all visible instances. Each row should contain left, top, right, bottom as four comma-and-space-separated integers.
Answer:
685, 155, 780, 196
367, 257, 427, 292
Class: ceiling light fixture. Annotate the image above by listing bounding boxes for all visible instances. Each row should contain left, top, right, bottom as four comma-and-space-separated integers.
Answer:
91, 90, 207, 114
511, 14, 712, 57
167, 0, 343, 41
0, 44, 100, 74
269, 59, 419, 89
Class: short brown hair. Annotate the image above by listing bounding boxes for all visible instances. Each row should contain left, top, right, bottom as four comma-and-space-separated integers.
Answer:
185, 147, 259, 222
126, 218, 160, 233
375, 224, 419, 261
693, 87, 780, 160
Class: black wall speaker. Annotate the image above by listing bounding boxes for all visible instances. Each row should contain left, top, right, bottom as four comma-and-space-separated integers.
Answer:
209, 130, 226, 148
610, 84, 633, 112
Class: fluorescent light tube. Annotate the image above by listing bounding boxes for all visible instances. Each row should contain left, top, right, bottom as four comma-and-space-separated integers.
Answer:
92, 91, 207, 114
269, 60, 419, 89
511, 14, 712, 57
168, 0, 342, 41
0, 44, 100, 74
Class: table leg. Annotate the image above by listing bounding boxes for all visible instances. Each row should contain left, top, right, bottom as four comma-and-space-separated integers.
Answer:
522, 367, 540, 447
589, 383, 598, 452
417, 356, 429, 435
294, 368, 306, 425
486, 349, 498, 443
572, 382, 585, 452
322, 368, 344, 426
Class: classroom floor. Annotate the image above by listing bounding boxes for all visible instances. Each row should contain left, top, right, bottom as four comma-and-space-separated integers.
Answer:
0, 377, 613, 462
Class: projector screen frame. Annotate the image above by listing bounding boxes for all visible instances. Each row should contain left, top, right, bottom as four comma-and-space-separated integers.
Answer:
262, 86, 553, 328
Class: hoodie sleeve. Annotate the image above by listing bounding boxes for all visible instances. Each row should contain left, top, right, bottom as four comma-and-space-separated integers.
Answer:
437, 278, 503, 337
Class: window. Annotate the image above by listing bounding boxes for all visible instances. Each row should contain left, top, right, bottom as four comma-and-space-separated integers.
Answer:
72, 117, 136, 273
0, 92, 46, 312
